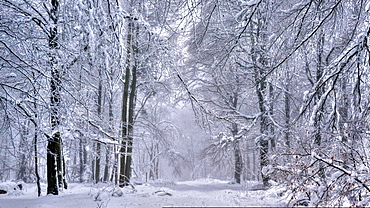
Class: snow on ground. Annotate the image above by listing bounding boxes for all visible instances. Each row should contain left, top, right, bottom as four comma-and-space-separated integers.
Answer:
0, 179, 287, 208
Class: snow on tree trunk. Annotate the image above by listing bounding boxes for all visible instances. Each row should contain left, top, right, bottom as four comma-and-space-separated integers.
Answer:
47, 0, 66, 195
119, 17, 138, 187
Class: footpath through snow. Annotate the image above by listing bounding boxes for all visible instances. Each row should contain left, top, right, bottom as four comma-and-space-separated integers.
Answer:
0, 179, 286, 207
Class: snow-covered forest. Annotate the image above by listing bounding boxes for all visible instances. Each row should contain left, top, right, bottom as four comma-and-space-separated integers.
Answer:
1, 0, 370, 207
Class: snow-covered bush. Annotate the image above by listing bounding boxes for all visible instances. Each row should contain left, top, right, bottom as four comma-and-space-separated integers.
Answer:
0, 181, 24, 196
275, 144, 370, 207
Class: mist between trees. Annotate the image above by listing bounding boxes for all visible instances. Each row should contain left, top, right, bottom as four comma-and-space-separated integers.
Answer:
1, 0, 370, 206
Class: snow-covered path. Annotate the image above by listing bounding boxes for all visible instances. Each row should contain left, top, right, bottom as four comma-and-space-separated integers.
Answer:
0, 179, 286, 207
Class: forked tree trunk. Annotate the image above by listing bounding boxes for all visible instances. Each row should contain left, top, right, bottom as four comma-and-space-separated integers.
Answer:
119, 18, 133, 187
124, 40, 137, 183
119, 17, 138, 187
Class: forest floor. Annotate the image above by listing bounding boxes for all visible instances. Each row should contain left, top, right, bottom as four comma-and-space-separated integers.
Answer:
0, 178, 287, 207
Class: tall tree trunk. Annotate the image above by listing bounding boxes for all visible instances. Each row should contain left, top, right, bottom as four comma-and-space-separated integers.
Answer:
314, 1, 325, 147
111, 144, 118, 184
78, 132, 84, 183
33, 86, 41, 196
284, 70, 291, 149
257, 80, 269, 187
95, 142, 101, 183
18, 131, 27, 182
232, 123, 242, 184
47, 0, 65, 195
313, 2, 325, 179
119, 17, 138, 187
338, 74, 349, 168
268, 82, 275, 151
251, 31, 269, 186
155, 143, 159, 179
249, 0, 272, 187
103, 145, 110, 182
230, 93, 242, 184
103, 94, 114, 182
34, 128, 41, 196
76, 129, 88, 183
124, 33, 137, 184
119, 19, 133, 187
94, 69, 103, 183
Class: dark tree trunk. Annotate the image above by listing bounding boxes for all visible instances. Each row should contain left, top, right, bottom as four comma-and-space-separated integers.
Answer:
284, 78, 291, 149
314, 1, 325, 147
124, 33, 138, 184
111, 144, 118, 183
34, 130, 41, 196
77, 130, 87, 183
47, 132, 59, 195
268, 82, 275, 150
119, 67, 130, 186
233, 132, 242, 183
79, 133, 84, 183
103, 145, 110, 182
17, 133, 27, 182
119, 18, 138, 187
250, 4, 271, 185
33, 92, 41, 196
119, 19, 133, 187
103, 94, 114, 182
230, 92, 242, 184
339, 76, 348, 144
254, 63, 269, 187
95, 143, 101, 183
47, 0, 65, 195
313, 2, 325, 179
94, 69, 103, 184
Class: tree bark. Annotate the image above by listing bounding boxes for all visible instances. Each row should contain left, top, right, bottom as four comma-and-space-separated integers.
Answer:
284, 70, 291, 149
34, 130, 41, 196
119, 19, 133, 187
314, 1, 325, 147
78, 131, 84, 183
33, 92, 41, 196
230, 92, 242, 184
94, 69, 103, 183
119, 17, 138, 187
124, 29, 138, 184
250, 1, 271, 186
103, 92, 114, 182
47, 0, 65, 195
103, 145, 110, 182
232, 123, 242, 184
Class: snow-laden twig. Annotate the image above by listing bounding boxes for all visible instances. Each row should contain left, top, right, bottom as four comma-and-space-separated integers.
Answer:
294, 44, 359, 123
88, 120, 118, 141
174, 69, 258, 123
261, 0, 343, 81
312, 155, 370, 193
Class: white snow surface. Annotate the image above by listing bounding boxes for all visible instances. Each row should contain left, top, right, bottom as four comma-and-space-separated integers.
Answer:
0, 179, 286, 208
